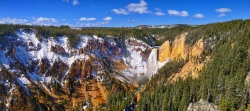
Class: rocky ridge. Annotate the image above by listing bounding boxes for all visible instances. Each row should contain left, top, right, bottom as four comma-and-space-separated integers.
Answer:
187, 99, 220, 111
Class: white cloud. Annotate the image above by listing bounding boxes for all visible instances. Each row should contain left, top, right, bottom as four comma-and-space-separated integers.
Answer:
125, 19, 138, 23
0, 17, 59, 26
215, 8, 231, 17
103, 16, 112, 21
154, 8, 165, 16
112, 8, 129, 15
126, 0, 150, 14
155, 8, 162, 12
72, 0, 79, 6
35, 17, 57, 23
215, 8, 232, 13
168, 10, 180, 15
0, 17, 28, 24
168, 10, 189, 17
218, 13, 226, 17
79, 17, 96, 21
112, 0, 150, 15
193, 13, 204, 18
155, 12, 165, 16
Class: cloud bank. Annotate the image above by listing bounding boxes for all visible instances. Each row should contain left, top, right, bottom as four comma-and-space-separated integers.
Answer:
168, 10, 189, 17
193, 13, 204, 18
79, 17, 96, 21
112, 0, 150, 15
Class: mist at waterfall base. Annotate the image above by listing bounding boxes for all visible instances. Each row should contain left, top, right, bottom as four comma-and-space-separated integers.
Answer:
135, 48, 168, 86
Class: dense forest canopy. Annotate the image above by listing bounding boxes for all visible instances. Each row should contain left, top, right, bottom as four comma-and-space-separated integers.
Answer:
0, 24, 193, 48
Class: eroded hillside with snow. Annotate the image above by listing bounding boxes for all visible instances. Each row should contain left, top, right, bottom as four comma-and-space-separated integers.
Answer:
0, 28, 170, 110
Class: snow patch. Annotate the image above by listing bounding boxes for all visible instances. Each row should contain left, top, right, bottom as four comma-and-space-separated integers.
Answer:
16, 29, 39, 46
19, 74, 31, 85
17, 78, 30, 95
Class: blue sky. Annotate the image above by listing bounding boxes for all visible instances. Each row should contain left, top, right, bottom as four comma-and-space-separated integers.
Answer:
0, 0, 249, 27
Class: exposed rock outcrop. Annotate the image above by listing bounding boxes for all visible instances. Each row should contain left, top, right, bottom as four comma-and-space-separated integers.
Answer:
191, 38, 204, 58
245, 71, 250, 92
78, 48, 85, 55
68, 59, 91, 79
38, 58, 51, 75
158, 40, 171, 62
157, 33, 207, 83
51, 45, 68, 55
140, 47, 152, 62
168, 38, 205, 82
28, 42, 34, 46
6, 87, 37, 111
112, 60, 128, 71
46, 59, 69, 80
170, 33, 188, 59
168, 59, 204, 82
158, 33, 188, 62
158, 33, 204, 62
187, 99, 220, 111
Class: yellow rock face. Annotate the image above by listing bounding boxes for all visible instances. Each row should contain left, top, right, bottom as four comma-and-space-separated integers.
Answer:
158, 33, 188, 62
157, 32, 207, 83
170, 33, 187, 59
168, 59, 204, 83
158, 40, 171, 62
191, 38, 204, 57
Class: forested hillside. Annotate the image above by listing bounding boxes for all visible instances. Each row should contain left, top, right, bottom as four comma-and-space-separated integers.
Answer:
134, 19, 250, 111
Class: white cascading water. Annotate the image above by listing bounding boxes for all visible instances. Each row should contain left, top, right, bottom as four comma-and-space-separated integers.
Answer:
146, 48, 158, 75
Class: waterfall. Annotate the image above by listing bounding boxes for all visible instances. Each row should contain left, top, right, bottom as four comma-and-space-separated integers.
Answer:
146, 48, 158, 75
147, 49, 158, 67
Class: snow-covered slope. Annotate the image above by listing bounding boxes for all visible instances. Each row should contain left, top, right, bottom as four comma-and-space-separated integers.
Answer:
0, 28, 169, 110
122, 38, 149, 77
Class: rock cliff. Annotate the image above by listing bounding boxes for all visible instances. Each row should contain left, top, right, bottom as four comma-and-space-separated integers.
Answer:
187, 99, 220, 111
245, 71, 250, 92
157, 32, 207, 82
158, 33, 188, 62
